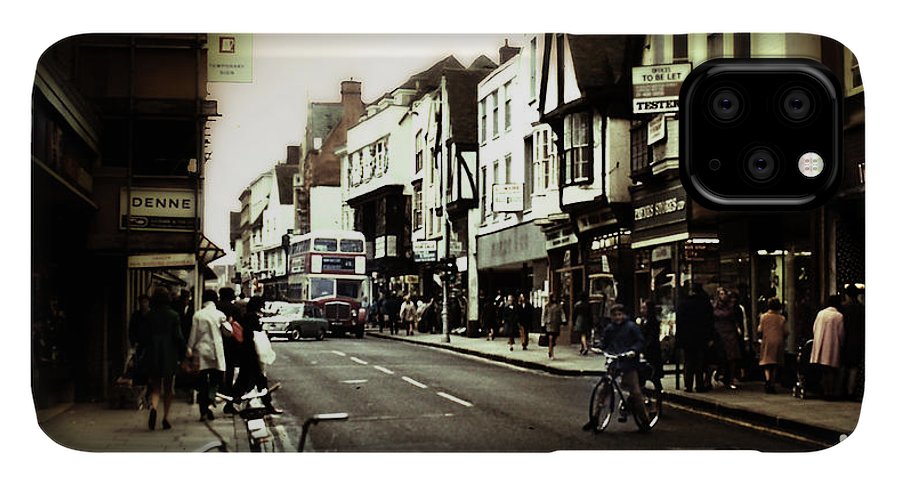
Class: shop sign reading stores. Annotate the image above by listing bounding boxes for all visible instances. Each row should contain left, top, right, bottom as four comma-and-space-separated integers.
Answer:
632, 63, 692, 114
120, 188, 197, 232
633, 186, 688, 231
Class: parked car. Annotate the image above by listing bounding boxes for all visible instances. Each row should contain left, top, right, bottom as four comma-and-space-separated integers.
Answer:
261, 302, 328, 341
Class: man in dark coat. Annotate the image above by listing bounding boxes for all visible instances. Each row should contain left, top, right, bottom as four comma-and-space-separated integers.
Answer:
216, 287, 239, 400
676, 283, 715, 392
841, 285, 865, 400
500, 294, 520, 351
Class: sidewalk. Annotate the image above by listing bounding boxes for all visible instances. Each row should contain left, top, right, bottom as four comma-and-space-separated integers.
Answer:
366, 328, 862, 446
36, 392, 264, 452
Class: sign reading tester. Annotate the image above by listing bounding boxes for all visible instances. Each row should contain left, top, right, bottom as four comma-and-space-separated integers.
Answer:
632, 64, 692, 114
120, 188, 197, 232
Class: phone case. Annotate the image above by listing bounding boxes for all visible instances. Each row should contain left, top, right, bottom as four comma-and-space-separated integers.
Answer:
32, 33, 864, 452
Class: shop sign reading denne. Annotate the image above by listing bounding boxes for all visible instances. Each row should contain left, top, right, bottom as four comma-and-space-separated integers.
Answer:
120, 188, 197, 232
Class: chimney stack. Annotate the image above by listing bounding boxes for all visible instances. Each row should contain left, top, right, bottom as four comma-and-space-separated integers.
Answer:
499, 39, 520, 65
341, 79, 362, 105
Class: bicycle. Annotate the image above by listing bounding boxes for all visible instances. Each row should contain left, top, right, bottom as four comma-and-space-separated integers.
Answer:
214, 383, 282, 452
586, 350, 662, 433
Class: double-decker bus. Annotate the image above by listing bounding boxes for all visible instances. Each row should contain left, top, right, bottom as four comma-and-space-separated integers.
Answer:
287, 229, 369, 338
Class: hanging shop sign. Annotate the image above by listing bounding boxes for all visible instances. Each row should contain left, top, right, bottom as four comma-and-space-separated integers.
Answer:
647, 114, 667, 145
120, 188, 197, 232
632, 63, 692, 114
208, 34, 253, 83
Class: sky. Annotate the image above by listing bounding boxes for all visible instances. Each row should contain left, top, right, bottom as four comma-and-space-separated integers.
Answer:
204, 34, 513, 264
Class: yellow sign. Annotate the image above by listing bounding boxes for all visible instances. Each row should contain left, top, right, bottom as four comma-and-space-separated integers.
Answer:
208, 34, 253, 83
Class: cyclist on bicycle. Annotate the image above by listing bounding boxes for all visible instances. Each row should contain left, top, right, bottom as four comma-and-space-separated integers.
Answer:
582, 303, 650, 430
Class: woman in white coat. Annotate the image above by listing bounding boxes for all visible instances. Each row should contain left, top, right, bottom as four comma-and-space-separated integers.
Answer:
187, 289, 230, 421
810, 295, 845, 400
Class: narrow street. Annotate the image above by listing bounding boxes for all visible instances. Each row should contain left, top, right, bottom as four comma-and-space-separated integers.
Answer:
264, 337, 812, 452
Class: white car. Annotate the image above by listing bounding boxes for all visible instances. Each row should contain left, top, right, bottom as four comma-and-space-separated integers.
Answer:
261, 302, 329, 341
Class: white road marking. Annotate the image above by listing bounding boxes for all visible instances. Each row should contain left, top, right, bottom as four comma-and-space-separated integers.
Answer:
436, 392, 473, 407
372, 365, 394, 375
341, 379, 368, 384
350, 357, 369, 365
401, 376, 428, 389
331, 350, 347, 357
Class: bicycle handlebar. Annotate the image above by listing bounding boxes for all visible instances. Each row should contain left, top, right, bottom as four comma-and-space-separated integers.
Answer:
215, 382, 282, 403
589, 348, 637, 360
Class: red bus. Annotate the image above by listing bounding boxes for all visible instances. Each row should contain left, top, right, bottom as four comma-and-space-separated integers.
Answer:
287, 229, 369, 338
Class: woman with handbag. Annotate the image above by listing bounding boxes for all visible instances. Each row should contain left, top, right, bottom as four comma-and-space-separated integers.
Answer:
139, 287, 186, 430
226, 296, 282, 415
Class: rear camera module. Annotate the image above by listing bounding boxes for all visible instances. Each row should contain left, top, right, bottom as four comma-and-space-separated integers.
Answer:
781, 87, 814, 122
744, 148, 779, 183
709, 88, 743, 122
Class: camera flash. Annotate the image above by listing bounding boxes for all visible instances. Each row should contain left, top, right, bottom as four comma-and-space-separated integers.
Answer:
798, 152, 824, 178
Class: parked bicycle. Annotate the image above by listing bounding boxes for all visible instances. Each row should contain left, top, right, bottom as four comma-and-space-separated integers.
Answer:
214, 383, 282, 452
586, 350, 662, 433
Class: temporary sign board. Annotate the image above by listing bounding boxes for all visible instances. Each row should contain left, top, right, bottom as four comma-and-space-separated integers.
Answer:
208, 34, 253, 83
632, 63, 692, 114
120, 188, 197, 232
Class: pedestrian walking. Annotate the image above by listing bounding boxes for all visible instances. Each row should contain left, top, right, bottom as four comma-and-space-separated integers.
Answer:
810, 295, 845, 400
400, 295, 417, 336
187, 290, 229, 421
638, 299, 663, 389
500, 294, 520, 351
385, 293, 402, 335
517, 293, 534, 351
542, 293, 566, 360
712, 288, 742, 389
482, 293, 497, 340
757, 297, 787, 394
216, 287, 239, 400
138, 287, 186, 430
227, 296, 282, 415
574, 293, 592, 355
841, 285, 864, 400
675, 283, 715, 393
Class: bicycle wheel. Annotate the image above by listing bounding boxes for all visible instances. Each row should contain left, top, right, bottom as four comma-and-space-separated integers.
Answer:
634, 379, 662, 432
588, 379, 614, 432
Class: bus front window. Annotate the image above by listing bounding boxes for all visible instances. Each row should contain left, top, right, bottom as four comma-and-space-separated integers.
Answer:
336, 280, 361, 299
314, 238, 338, 252
310, 278, 335, 299
340, 239, 364, 253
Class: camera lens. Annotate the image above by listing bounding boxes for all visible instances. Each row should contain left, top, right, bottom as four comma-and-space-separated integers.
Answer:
745, 148, 779, 183
781, 87, 814, 122
708, 88, 743, 122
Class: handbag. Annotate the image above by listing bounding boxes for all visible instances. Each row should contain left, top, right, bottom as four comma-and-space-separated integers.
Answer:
254, 330, 277, 366
538, 334, 549, 347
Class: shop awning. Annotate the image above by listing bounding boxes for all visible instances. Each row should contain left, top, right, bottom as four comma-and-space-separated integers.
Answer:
198, 234, 227, 267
